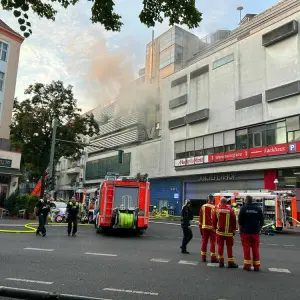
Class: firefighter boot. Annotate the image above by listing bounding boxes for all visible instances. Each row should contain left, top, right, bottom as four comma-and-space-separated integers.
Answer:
219, 262, 225, 268
228, 263, 239, 269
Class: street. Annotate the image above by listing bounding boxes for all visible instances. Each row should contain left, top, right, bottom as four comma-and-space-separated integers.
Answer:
0, 221, 300, 300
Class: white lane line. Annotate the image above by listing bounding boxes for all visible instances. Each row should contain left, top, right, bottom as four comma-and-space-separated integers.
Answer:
268, 268, 291, 273
283, 244, 295, 247
267, 244, 278, 246
178, 260, 198, 266
5, 278, 53, 285
150, 258, 170, 263
24, 247, 54, 252
0, 286, 112, 300
207, 263, 219, 267
84, 252, 118, 257
103, 288, 158, 296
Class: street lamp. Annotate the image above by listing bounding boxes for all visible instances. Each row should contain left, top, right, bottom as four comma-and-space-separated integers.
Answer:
26, 179, 30, 194
274, 178, 279, 190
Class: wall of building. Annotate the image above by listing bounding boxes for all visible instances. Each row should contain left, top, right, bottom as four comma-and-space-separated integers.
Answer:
158, 2, 300, 178
0, 26, 22, 141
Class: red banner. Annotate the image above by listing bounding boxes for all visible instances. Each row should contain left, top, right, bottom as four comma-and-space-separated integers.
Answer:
288, 141, 300, 153
249, 147, 266, 158
265, 143, 287, 156
235, 149, 248, 160
224, 152, 236, 161
214, 153, 225, 162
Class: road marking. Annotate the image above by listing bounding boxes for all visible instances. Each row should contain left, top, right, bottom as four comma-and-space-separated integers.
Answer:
0, 224, 25, 227
84, 252, 118, 257
0, 286, 112, 300
268, 268, 291, 273
150, 221, 180, 226
103, 288, 158, 296
150, 258, 170, 263
267, 244, 278, 246
207, 263, 219, 267
24, 247, 54, 252
5, 278, 53, 285
178, 260, 198, 266
283, 245, 295, 247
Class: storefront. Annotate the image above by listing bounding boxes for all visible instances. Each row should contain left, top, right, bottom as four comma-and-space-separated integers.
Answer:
183, 170, 265, 214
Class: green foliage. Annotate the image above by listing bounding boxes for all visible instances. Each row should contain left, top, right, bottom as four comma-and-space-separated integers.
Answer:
10, 80, 99, 176
1, 0, 202, 38
4, 193, 38, 215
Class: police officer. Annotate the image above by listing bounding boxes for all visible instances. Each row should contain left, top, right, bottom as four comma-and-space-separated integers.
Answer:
35, 194, 51, 237
239, 195, 264, 272
180, 199, 194, 254
67, 196, 79, 237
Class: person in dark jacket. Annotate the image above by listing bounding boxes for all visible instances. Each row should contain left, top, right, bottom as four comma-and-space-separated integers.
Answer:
180, 199, 194, 254
35, 194, 51, 237
238, 195, 264, 272
66, 196, 79, 237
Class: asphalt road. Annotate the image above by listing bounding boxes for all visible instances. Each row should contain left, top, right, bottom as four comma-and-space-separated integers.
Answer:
0, 220, 300, 300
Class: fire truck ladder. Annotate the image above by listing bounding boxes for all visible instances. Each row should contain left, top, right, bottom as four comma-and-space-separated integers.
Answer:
103, 182, 114, 225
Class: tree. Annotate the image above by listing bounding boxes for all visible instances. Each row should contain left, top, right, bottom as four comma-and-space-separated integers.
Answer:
10, 80, 99, 193
1, 0, 202, 38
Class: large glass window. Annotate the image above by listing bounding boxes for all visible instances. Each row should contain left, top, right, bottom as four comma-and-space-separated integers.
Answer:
186, 139, 194, 158
236, 129, 248, 150
195, 137, 203, 156
288, 130, 300, 142
266, 121, 286, 145
248, 125, 266, 148
0, 41, 8, 62
0, 72, 5, 91
174, 141, 185, 159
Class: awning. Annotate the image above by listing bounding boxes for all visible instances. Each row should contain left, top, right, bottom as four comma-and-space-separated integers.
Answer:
0, 167, 22, 176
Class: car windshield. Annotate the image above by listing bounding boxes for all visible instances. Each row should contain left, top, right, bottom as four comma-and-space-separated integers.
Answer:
55, 202, 67, 208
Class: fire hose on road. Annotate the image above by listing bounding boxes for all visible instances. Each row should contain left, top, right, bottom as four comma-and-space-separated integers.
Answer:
0, 222, 93, 234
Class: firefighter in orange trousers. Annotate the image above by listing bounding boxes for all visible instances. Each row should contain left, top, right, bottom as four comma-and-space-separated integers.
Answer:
213, 197, 238, 268
238, 195, 264, 272
199, 194, 218, 263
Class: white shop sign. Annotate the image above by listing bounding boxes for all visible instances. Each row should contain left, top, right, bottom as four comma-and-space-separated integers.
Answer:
174, 156, 205, 167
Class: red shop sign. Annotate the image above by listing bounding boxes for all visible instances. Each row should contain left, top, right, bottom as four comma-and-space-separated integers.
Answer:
265, 143, 287, 156
288, 141, 300, 153
224, 152, 236, 161
249, 147, 266, 158
214, 153, 225, 162
235, 149, 248, 160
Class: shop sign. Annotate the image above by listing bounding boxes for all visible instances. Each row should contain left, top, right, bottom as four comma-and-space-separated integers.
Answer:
174, 156, 204, 167
199, 173, 236, 182
288, 142, 300, 153
0, 158, 12, 167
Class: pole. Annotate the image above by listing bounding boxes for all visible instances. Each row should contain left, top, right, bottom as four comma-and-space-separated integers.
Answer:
150, 29, 154, 84
49, 118, 58, 191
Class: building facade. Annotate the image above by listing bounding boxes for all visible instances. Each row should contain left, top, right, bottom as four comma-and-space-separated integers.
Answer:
154, 0, 300, 214
0, 20, 23, 198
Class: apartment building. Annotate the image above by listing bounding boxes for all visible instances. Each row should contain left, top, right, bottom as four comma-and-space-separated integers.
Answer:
0, 20, 23, 198
149, 0, 300, 214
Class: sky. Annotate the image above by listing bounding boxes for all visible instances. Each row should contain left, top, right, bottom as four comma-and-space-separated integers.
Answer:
1, 0, 278, 112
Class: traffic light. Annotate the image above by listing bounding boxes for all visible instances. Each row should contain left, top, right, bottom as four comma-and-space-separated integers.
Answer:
118, 150, 124, 164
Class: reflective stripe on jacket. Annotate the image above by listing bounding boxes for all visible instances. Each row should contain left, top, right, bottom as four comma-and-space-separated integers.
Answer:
213, 204, 236, 236
199, 203, 215, 230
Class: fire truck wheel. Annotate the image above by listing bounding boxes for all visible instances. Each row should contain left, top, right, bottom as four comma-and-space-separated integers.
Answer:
135, 229, 144, 236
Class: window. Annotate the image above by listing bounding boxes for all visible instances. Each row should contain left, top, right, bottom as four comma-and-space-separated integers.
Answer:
214, 146, 224, 153
204, 148, 214, 155
225, 144, 235, 152
248, 125, 266, 148
266, 121, 286, 145
174, 141, 185, 159
0, 72, 4, 91
0, 41, 8, 61
186, 139, 194, 158
236, 129, 248, 150
288, 130, 300, 142
213, 53, 234, 70
195, 137, 203, 156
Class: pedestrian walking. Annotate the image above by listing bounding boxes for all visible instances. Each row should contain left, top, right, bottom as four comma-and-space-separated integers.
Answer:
239, 195, 264, 272
35, 194, 51, 237
180, 199, 194, 254
213, 197, 238, 268
66, 196, 79, 237
199, 194, 217, 263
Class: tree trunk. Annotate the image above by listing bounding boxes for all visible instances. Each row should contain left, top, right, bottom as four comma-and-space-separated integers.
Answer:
40, 174, 46, 198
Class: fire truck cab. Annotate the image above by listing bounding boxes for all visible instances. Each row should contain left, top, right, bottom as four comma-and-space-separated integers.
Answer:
214, 190, 297, 231
94, 173, 150, 235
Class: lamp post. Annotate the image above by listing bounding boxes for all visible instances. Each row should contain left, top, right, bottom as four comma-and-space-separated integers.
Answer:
274, 178, 279, 191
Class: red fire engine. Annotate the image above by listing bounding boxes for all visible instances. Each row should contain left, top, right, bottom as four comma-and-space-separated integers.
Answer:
94, 173, 150, 235
214, 190, 298, 231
